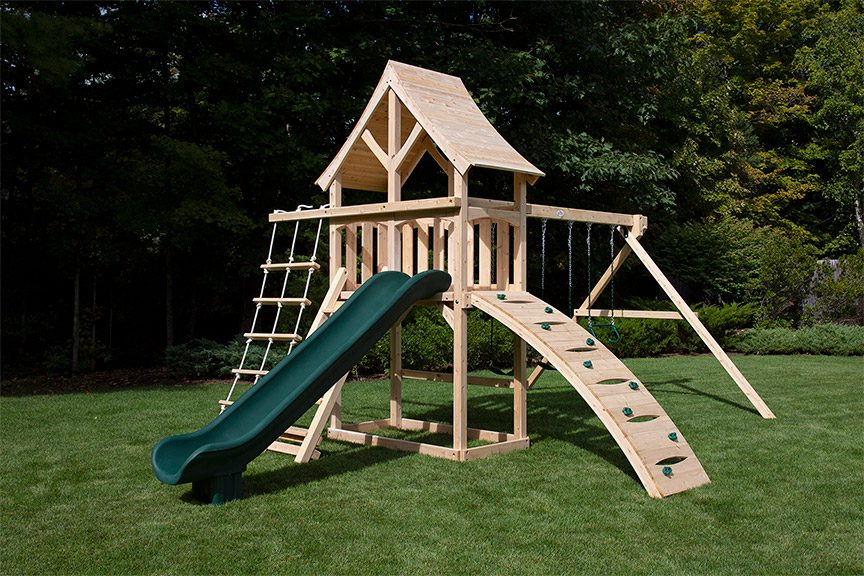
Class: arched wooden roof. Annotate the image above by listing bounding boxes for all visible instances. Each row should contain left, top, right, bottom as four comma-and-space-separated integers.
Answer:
315, 61, 544, 192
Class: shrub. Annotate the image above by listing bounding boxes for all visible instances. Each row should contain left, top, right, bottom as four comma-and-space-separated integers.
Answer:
592, 300, 756, 358
734, 324, 864, 356
165, 337, 268, 379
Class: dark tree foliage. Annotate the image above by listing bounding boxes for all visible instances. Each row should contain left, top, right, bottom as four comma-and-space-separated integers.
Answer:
1, 0, 857, 371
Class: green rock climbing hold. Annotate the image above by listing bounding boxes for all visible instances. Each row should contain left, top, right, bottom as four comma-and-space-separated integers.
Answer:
541, 323, 550, 330
622, 407, 633, 416
586, 338, 595, 346
544, 306, 553, 313
662, 466, 673, 476
628, 381, 639, 390
668, 432, 678, 441
497, 294, 506, 300
583, 360, 593, 368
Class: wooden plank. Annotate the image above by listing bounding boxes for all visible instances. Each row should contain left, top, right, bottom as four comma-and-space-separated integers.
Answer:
339, 419, 391, 433
463, 438, 530, 462
252, 298, 312, 306
231, 368, 268, 376
574, 309, 686, 320
345, 224, 357, 290
361, 129, 390, 169
514, 334, 527, 439
526, 203, 638, 227
393, 122, 425, 171
437, 303, 454, 329
267, 441, 321, 460
578, 243, 634, 312
326, 428, 460, 460
260, 262, 321, 271
377, 224, 389, 272
268, 197, 460, 224
513, 174, 527, 290
496, 223, 510, 290
622, 233, 776, 419
329, 178, 342, 284
402, 223, 414, 275
435, 219, 447, 271
466, 222, 475, 286
452, 172, 469, 456
478, 220, 492, 288
391, 323, 403, 427
295, 375, 348, 463
417, 224, 430, 272
397, 418, 515, 443
361, 222, 373, 282
243, 333, 302, 342
402, 369, 514, 388
467, 206, 520, 227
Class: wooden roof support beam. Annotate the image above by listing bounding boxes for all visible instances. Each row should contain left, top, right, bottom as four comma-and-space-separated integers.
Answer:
393, 121, 425, 172
361, 129, 389, 170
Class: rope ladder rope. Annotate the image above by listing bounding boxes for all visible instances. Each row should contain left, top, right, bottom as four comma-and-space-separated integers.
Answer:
221, 204, 328, 412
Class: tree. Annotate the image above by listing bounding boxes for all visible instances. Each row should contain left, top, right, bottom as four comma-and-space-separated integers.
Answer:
796, 0, 864, 251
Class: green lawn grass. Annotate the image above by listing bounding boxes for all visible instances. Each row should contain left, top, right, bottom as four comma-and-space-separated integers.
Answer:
2, 356, 862, 575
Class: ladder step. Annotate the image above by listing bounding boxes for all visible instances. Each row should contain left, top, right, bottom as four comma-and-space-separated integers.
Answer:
261, 262, 321, 271
244, 333, 303, 342
253, 297, 312, 306
231, 368, 269, 376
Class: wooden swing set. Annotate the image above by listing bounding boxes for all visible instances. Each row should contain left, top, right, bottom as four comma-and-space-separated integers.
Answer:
227, 61, 774, 498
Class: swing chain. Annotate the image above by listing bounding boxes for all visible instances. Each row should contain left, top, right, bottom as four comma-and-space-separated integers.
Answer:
540, 218, 548, 299
585, 223, 620, 343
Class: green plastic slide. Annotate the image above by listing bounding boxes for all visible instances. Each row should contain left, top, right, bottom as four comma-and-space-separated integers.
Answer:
152, 269, 451, 503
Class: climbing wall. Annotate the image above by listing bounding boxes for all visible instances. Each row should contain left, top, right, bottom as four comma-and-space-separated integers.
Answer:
472, 290, 711, 498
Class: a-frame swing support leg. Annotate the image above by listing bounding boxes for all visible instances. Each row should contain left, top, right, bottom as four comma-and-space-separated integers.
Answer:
620, 230, 776, 419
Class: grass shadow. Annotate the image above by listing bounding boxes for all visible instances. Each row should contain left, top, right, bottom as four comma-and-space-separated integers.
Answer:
644, 376, 760, 417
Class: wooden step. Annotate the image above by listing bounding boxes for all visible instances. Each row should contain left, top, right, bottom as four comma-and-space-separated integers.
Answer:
231, 368, 269, 376
261, 262, 320, 271
243, 332, 303, 342
253, 297, 312, 306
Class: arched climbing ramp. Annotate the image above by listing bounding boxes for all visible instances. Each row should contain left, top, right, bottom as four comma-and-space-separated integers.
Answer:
472, 290, 711, 498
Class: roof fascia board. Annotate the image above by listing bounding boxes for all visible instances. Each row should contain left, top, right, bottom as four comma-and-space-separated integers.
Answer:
315, 69, 395, 191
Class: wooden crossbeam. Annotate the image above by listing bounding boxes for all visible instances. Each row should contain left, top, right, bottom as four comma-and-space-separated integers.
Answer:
573, 309, 686, 320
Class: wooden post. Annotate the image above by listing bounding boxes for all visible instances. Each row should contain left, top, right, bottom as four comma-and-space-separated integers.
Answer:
453, 171, 470, 457
329, 177, 342, 284
513, 174, 527, 290
388, 88, 403, 427
622, 230, 776, 419
514, 336, 527, 439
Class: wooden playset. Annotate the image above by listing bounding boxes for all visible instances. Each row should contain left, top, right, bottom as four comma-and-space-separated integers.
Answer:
226, 61, 775, 498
